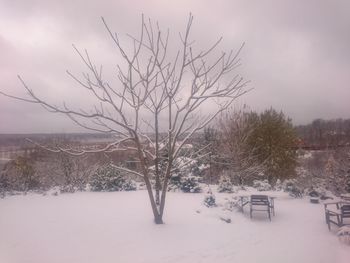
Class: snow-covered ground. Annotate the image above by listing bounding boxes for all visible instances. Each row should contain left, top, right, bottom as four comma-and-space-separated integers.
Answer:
0, 189, 349, 263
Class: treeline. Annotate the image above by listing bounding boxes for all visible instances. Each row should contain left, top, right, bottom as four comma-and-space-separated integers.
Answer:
0, 133, 115, 148
0, 146, 139, 194
296, 119, 350, 148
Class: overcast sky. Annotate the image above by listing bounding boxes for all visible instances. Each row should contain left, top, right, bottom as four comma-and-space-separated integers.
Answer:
0, 0, 349, 133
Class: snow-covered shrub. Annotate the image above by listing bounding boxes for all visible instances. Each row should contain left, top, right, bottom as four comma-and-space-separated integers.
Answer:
203, 189, 216, 207
167, 173, 182, 191
217, 174, 234, 193
122, 179, 137, 191
222, 196, 242, 212
89, 165, 136, 192
304, 186, 332, 199
253, 179, 272, 191
315, 188, 333, 200
175, 156, 207, 176
307, 188, 320, 197
236, 185, 247, 191
180, 175, 202, 193
150, 155, 206, 192
168, 157, 204, 193
60, 184, 76, 193
274, 179, 282, 191
137, 182, 147, 190
283, 179, 303, 198
45, 186, 61, 196
338, 226, 350, 245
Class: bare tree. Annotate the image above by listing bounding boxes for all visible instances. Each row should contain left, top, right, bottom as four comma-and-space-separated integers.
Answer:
0, 14, 248, 224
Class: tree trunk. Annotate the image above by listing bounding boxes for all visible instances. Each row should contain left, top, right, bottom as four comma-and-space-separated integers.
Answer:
154, 213, 163, 224
159, 160, 173, 217
154, 111, 160, 206
144, 176, 164, 224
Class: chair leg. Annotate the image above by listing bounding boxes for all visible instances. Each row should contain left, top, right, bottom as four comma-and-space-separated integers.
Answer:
338, 215, 343, 227
270, 199, 275, 216
328, 220, 331, 231
326, 212, 331, 231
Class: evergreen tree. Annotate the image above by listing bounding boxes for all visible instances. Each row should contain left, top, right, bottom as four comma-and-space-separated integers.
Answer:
89, 164, 136, 192
180, 175, 202, 193
247, 108, 297, 183
203, 189, 216, 207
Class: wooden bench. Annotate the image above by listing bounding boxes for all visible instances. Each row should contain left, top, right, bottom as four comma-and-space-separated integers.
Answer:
324, 201, 350, 230
250, 195, 275, 221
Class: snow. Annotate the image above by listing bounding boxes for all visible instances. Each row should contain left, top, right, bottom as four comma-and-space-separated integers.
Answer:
0, 190, 349, 263
300, 151, 313, 159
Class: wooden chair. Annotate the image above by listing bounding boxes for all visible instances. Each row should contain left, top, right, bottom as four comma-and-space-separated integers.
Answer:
341, 194, 350, 202
324, 201, 350, 230
250, 195, 274, 221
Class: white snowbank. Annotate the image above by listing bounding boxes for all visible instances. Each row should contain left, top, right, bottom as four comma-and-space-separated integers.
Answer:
0, 190, 349, 263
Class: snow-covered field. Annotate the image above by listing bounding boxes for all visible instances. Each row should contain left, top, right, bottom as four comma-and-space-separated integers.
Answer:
0, 189, 349, 263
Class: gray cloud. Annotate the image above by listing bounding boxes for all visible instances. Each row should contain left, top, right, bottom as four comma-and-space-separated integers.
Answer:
0, 0, 349, 133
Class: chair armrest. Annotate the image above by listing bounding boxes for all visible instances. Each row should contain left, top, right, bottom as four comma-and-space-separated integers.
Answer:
325, 207, 341, 215
324, 201, 342, 209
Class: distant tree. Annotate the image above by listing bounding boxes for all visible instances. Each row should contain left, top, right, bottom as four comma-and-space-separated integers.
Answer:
1, 156, 40, 192
333, 149, 350, 194
32, 148, 100, 192
346, 167, 350, 193
201, 126, 220, 183
247, 108, 297, 183
54, 153, 98, 192
203, 127, 219, 150
325, 154, 338, 192
216, 106, 263, 185
296, 118, 350, 148
346, 152, 350, 193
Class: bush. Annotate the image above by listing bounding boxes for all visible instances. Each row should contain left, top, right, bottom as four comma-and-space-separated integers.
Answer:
253, 179, 272, 191
122, 179, 137, 191
223, 196, 242, 212
217, 174, 234, 193
338, 226, 350, 245
89, 164, 136, 192
156, 156, 206, 192
203, 189, 216, 207
274, 179, 282, 191
180, 175, 202, 193
0, 157, 41, 193
283, 179, 303, 198
167, 173, 182, 191
305, 186, 333, 200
